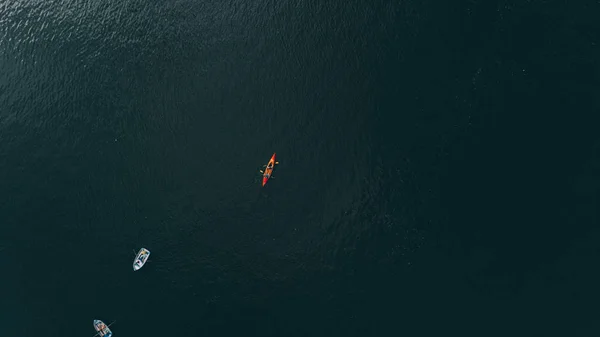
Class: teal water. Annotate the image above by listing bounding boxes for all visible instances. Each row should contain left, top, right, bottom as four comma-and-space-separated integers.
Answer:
1, 0, 599, 336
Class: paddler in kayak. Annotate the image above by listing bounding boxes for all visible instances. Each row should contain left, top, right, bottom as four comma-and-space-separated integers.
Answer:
259, 153, 279, 186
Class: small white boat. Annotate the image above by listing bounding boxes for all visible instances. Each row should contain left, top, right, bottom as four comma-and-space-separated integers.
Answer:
133, 248, 150, 271
93, 319, 113, 337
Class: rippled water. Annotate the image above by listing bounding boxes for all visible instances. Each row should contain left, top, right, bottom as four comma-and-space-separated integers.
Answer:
3, 0, 599, 336
0, 0, 430, 336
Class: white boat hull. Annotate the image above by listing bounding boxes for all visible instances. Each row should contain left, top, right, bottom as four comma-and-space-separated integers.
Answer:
133, 248, 150, 271
93, 319, 112, 337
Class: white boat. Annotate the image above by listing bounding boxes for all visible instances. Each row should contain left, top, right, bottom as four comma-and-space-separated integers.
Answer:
133, 248, 150, 271
93, 319, 113, 337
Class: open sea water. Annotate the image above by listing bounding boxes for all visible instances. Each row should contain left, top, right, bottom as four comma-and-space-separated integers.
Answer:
1, 0, 599, 336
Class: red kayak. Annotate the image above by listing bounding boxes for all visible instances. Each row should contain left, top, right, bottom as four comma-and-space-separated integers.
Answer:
262, 153, 277, 186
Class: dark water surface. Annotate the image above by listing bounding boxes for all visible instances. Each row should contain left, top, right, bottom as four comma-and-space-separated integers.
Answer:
1, 0, 599, 336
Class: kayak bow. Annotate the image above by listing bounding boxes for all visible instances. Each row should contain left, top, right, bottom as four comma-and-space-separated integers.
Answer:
262, 153, 276, 186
